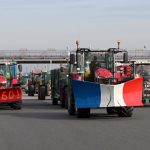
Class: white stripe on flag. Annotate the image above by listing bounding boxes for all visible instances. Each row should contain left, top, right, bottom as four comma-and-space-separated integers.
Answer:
100, 84, 115, 107
100, 83, 126, 107
114, 83, 126, 106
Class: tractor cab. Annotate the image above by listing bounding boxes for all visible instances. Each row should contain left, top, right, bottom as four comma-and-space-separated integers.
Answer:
70, 48, 134, 84
67, 46, 143, 118
0, 61, 20, 87
0, 61, 22, 109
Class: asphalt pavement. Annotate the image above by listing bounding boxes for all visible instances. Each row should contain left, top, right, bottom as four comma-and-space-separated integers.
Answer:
0, 94, 150, 150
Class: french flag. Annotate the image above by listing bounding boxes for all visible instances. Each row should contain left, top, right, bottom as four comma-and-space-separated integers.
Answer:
72, 77, 143, 108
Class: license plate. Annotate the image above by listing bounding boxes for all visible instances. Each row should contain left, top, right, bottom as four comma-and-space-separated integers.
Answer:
0, 87, 22, 102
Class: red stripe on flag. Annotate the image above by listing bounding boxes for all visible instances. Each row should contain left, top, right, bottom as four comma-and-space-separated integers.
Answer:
123, 77, 143, 106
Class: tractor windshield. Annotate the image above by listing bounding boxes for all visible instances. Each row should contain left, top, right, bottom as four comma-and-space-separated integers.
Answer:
0, 64, 10, 77
76, 50, 115, 74
0, 64, 16, 78
135, 64, 150, 79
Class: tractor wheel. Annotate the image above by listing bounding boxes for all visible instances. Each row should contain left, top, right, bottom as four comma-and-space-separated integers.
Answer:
61, 86, 67, 108
28, 85, 34, 96
106, 107, 118, 115
38, 86, 46, 100
77, 108, 90, 118
64, 86, 68, 109
68, 103, 76, 115
117, 107, 133, 117
9, 102, 22, 110
67, 92, 76, 116
30, 85, 35, 96
28, 85, 31, 96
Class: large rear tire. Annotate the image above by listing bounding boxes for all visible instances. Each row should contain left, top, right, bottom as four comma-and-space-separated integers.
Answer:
117, 107, 133, 117
61, 86, 67, 108
38, 86, 46, 100
28, 85, 31, 96
67, 91, 76, 115
67, 80, 75, 115
28, 85, 34, 96
68, 104, 76, 115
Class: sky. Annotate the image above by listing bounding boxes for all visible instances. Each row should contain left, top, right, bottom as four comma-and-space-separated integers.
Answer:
0, 0, 150, 50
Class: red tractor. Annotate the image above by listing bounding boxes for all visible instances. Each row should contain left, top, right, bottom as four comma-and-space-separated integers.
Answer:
0, 61, 22, 109
66, 47, 143, 118
27, 70, 42, 96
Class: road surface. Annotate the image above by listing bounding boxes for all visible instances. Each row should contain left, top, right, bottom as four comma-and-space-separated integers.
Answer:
0, 94, 150, 150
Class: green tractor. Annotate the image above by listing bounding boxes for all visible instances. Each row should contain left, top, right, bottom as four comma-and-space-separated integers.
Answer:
51, 66, 68, 107
38, 71, 51, 100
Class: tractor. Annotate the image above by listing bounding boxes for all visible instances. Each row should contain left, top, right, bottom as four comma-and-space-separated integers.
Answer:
38, 71, 51, 100
66, 46, 143, 118
28, 70, 51, 100
135, 61, 150, 103
0, 61, 22, 109
51, 65, 68, 107
27, 70, 41, 96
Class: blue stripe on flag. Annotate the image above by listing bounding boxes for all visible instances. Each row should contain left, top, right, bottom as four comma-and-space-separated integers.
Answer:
72, 80, 101, 108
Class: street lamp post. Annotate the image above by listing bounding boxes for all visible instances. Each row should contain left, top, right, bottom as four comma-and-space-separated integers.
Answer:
76, 40, 79, 50
117, 40, 121, 50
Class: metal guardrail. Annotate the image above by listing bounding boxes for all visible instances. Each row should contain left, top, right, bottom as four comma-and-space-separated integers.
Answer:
0, 49, 149, 56
0, 49, 149, 63
0, 50, 69, 63
128, 50, 150, 59
0, 50, 68, 57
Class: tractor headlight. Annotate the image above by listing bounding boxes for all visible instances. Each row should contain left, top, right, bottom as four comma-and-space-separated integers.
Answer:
0, 81, 7, 86
1, 81, 7, 84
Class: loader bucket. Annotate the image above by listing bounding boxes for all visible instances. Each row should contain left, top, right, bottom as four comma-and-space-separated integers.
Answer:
0, 87, 22, 103
72, 77, 143, 109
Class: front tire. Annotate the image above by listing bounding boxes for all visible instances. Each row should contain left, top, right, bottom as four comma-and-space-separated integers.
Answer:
28, 85, 34, 96
38, 86, 46, 100
106, 107, 118, 115
67, 93, 75, 116
117, 107, 133, 117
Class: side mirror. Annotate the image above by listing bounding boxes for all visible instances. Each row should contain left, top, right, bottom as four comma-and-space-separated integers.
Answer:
70, 54, 75, 64
123, 52, 128, 63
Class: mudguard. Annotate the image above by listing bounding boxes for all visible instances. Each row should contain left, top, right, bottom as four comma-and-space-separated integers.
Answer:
0, 87, 22, 103
72, 77, 143, 108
